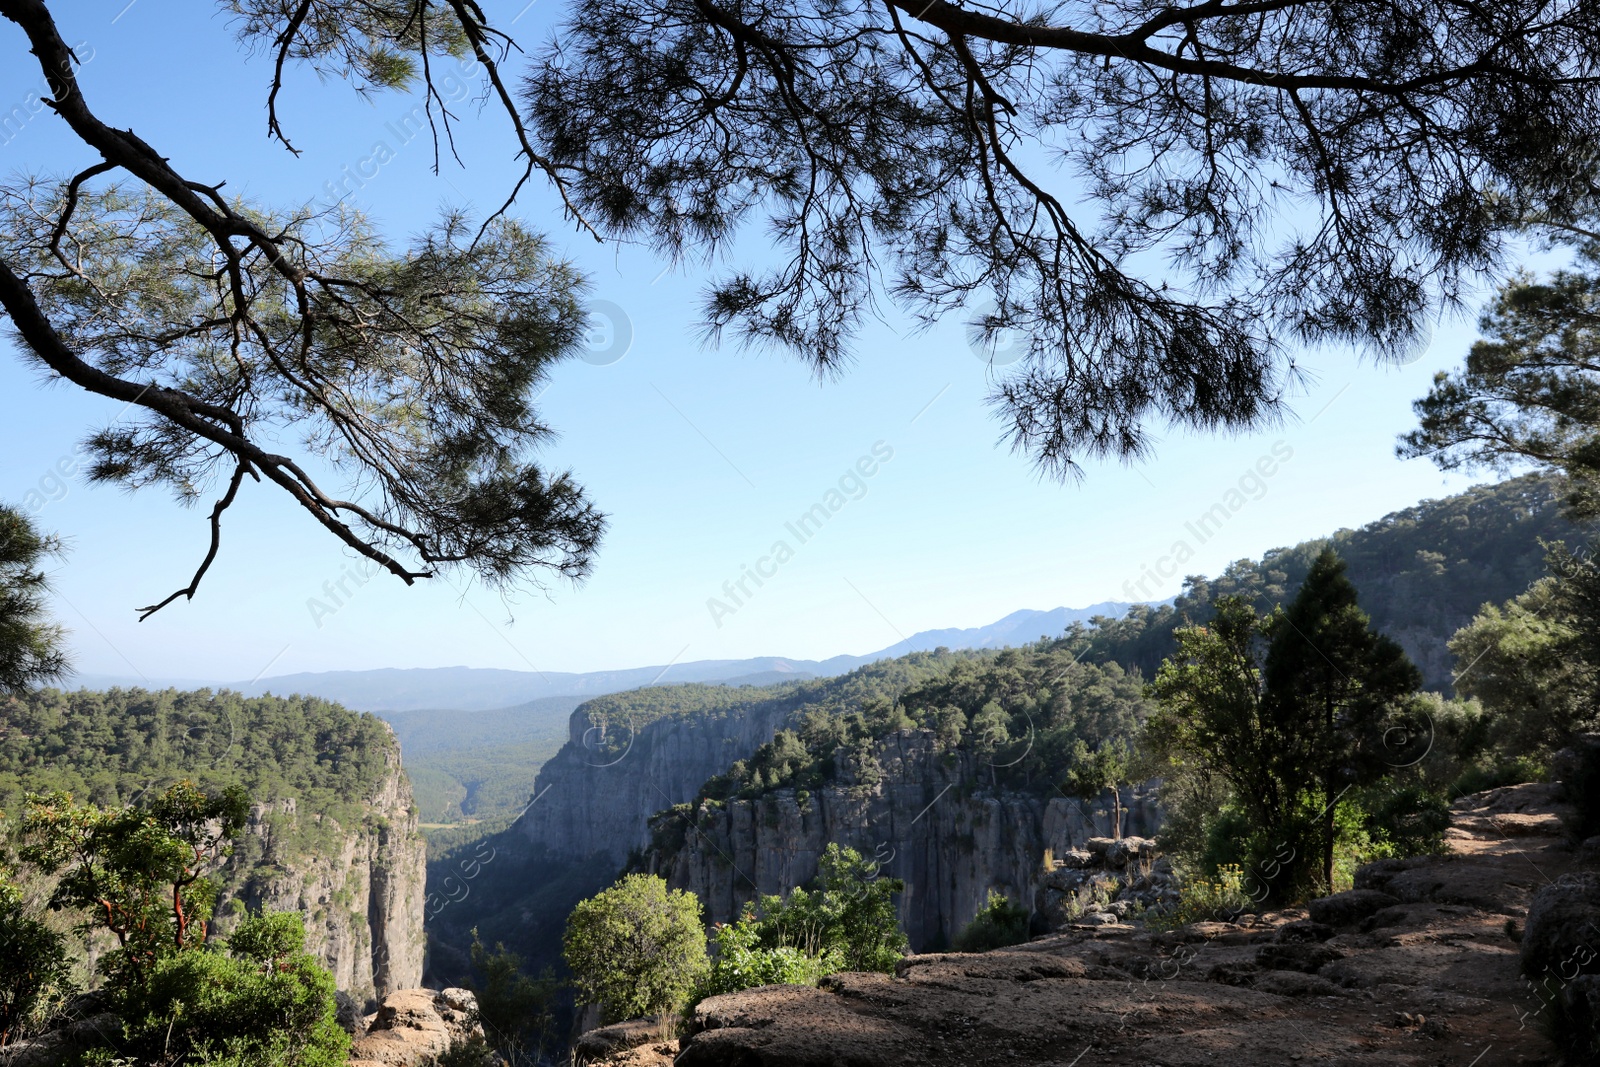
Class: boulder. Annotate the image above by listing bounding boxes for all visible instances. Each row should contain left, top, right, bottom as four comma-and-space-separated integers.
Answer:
575, 1018, 666, 1062
1273, 920, 1335, 944
1084, 837, 1117, 856
1105, 836, 1158, 868
348, 987, 486, 1067
1522, 879, 1600, 986
1057, 848, 1097, 869
335, 990, 365, 1036
1255, 942, 1344, 974
1043, 867, 1089, 892
0, 1013, 120, 1067
1308, 889, 1400, 927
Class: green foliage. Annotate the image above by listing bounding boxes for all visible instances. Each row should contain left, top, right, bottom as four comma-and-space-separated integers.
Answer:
1359, 783, 1452, 858
1062, 738, 1137, 839
466, 931, 558, 1065
698, 844, 906, 1000
387, 697, 578, 827
952, 891, 1030, 953
1147, 552, 1424, 901
1399, 236, 1600, 517
700, 919, 841, 999
1448, 577, 1595, 759
0, 880, 72, 1045
109, 910, 348, 1067
433, 1036, 506, 1067
0, 687, 395, 829
563, 874, 708, 1023
0, 506, 66, 695
1148, 865, 1251, 930
18, 783, 250, 986
697, 648, 1153, 808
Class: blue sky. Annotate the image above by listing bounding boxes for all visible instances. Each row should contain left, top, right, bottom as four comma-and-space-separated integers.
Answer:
0, 2, 1525, 682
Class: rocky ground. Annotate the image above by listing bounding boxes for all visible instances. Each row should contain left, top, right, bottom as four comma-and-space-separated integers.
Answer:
578, 783, 1592, 1067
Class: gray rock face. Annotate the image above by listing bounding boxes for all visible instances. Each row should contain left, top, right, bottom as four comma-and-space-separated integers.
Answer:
517, 698, 797, 865
221, 723, 426, 1005
654, 729, 1159, 950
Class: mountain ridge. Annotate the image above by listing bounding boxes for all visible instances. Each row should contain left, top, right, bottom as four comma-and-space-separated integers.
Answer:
70, 602, 1144, 713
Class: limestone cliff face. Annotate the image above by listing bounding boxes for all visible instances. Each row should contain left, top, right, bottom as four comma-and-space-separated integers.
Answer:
516, 700, 796, 865
220, 725, 426, 1006
652, 729, 1159, 951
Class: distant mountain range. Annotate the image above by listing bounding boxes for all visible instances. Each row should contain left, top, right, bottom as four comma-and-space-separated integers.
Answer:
71, 601, 1141, 713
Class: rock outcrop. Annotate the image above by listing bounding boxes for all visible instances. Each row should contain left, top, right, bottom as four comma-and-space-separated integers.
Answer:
348, 987, 486, 1067
223, 723, 427, 1005
582, 782, 1578, 1067
652, 729, 1159, 950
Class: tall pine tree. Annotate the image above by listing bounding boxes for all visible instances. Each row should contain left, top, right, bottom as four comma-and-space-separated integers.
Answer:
1262, 549, 1422, 891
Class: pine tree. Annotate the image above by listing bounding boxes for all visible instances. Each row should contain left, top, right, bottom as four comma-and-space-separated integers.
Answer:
0, 507, 66, 695
1262, 549, 1422, 890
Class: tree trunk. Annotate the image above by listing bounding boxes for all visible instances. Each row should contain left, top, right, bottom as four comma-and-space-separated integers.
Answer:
1322, 772, 1337, 892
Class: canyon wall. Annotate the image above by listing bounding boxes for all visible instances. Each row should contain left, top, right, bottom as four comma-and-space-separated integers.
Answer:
650, 729, 1159, 950
224, 726, 426, 1007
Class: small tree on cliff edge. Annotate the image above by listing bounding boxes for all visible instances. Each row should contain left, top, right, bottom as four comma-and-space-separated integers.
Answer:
564, 874, 708, 1023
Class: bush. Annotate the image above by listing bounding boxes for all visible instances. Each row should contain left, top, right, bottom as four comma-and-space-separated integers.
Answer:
0, 886, 72, 1045
433, 1035, 505, 1067
952, 891, 1030, 953
1362, 784, 1451, 857
564, 874, 708, 1023
700, 918, 840, 998
1149, 865, 1251, 930
110, 910, 348, 1067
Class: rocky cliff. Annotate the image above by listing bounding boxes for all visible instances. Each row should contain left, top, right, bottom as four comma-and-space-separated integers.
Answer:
649, 728, 1159, 950
222, 723, 426, 1007
516, 694, 798, 865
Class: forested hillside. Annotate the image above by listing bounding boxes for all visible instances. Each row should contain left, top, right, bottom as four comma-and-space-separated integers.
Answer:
1073, 473, 1570, 688
0, 687, 392, 819
0, 687, 427, 1000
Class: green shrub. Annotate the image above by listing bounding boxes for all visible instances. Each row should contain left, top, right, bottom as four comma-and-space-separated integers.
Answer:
563, 874, 708, 1023
700, 918, 840, 998
110, 910, 348, 1067
740, 845, 908, 974
1148, 865, 1251, 930
1361, 784, 1451, 858
0, 884, 72, 1045
952, 891, 1030, 953
1450, 756, 1547, 797
433, 1035, 505, 1067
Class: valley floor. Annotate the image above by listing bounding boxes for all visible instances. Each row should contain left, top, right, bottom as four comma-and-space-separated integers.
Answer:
584, 783, 1582, 1066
